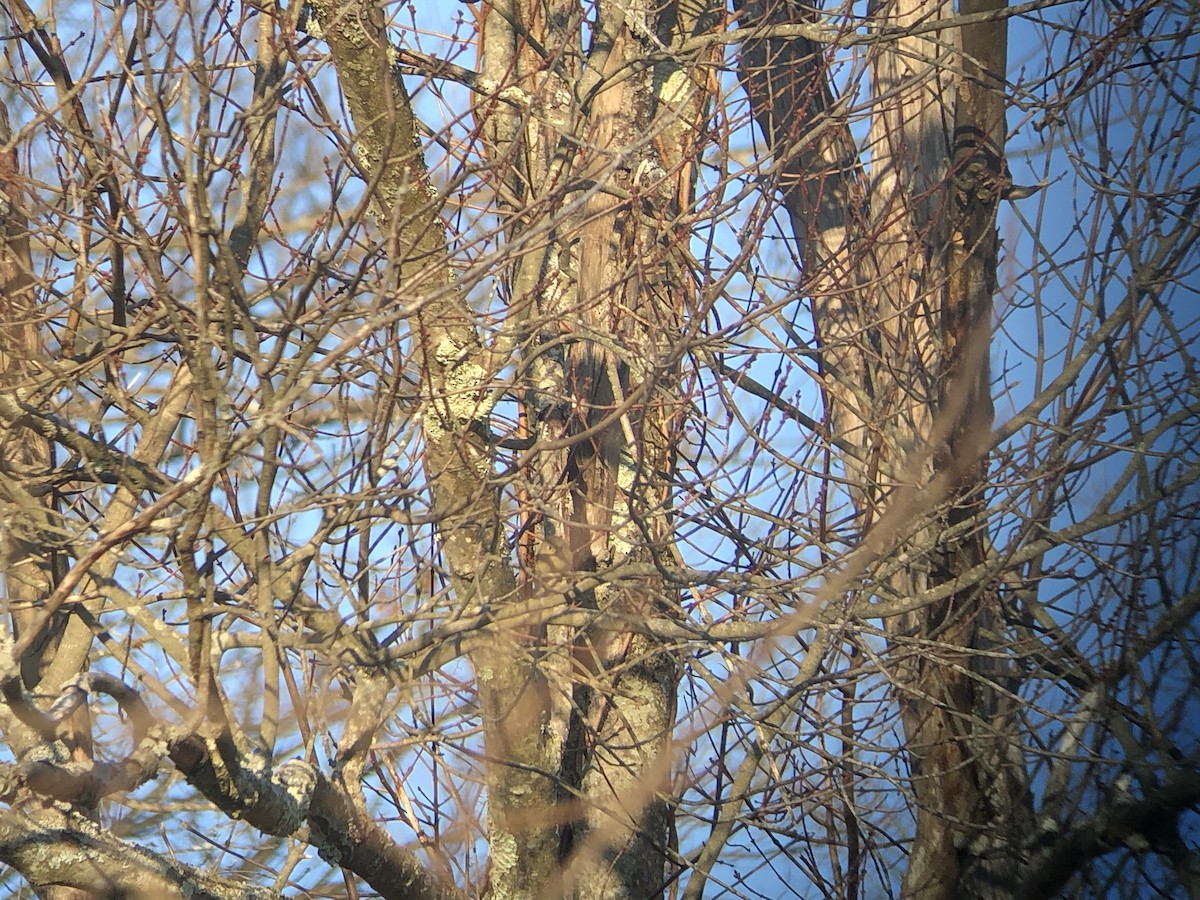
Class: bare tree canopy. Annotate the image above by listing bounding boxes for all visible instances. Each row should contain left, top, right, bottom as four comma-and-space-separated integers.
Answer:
0, 0, 1197, 897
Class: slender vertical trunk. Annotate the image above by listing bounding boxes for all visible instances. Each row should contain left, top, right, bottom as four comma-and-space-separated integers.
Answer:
0, 98, 52, 690
0, 95, 97, 900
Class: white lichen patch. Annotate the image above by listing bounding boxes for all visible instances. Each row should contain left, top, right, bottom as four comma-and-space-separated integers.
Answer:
489, 829, 518, 872
422, 338, 497, 443
0, 630, 18, 682
444, 359, 488, 413
273, 758, 317, 810
531, 72, 572, 127
607, 452, 640, 561
433, 337, 464, 367
655, 64, 693, 109
528, 353, 566, 416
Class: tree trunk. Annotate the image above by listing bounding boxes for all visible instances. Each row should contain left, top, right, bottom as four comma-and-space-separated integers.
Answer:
473, 3, 719, 895
737, 1, 1029, 896
0, 92, 97, 900
314, 1, 718, 895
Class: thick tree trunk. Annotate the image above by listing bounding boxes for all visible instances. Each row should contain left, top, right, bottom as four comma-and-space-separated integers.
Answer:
472, 2, 718, 896
312, 2, 717, 895
737, 1, 1028, 896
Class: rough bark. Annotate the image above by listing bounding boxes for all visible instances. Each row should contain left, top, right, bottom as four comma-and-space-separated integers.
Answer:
0, 807, 276, 900
3, 1, 1186, 898
0, 94, 56, 728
